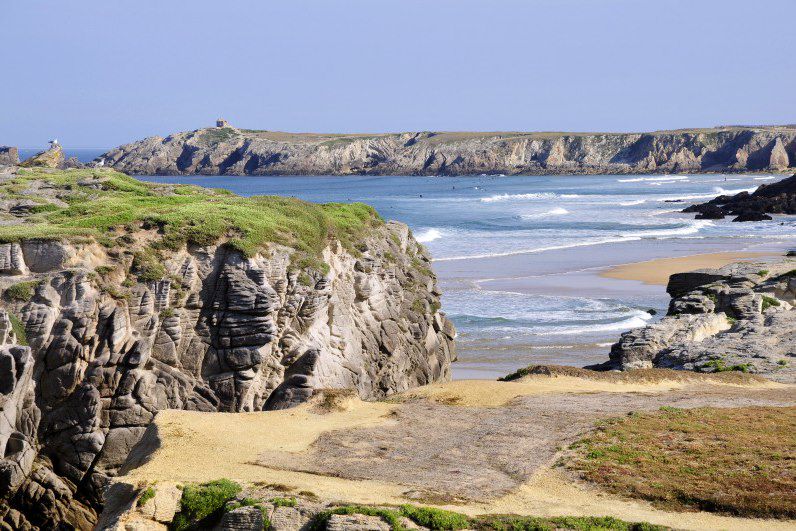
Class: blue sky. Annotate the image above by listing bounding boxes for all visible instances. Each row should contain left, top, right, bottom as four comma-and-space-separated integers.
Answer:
3, 0, 795, 148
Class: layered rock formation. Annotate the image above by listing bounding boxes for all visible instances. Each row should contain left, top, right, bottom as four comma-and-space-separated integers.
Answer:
101, 125, 796, 176
0, 147, 18, 167
0, 169, 455, 529
683, 173, 796, 221
599, 260, 795, 382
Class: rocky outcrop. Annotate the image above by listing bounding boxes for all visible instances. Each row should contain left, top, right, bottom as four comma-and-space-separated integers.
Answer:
101, 125, 796, 176
0, 147, 18, 167
598, 261, 796, 381
20, 145, 65, 169
0, 208, 455, 526
683, 173, 796, 221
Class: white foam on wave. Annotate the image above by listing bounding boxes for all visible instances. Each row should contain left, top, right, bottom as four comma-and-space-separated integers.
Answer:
618, 199, 646, 206
754, 176, 776, 181
433, 236, 643, 262
415, 228, 443, 243
656, 186, 757, 202
480, 192, 556, 203
537, 311, 653, 336
481, 192, 581, 203
618, 176, 689, 183
521, 207, 569, 220
625, 219, 714, 238
433, 218, 712, 262
649, 179, 688, 186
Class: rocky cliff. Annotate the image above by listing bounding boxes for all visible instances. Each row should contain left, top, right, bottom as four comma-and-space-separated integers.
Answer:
598, 260, 795, 382
101, 125, 796, 176
0, 167, 455, 529
683, 173, 796, 221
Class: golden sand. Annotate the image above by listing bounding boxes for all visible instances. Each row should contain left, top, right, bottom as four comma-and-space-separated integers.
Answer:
600, 252, 778, 286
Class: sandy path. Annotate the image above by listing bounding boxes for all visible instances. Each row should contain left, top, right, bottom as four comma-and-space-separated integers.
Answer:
118, 374, 796, 531
600, 251, 779, 285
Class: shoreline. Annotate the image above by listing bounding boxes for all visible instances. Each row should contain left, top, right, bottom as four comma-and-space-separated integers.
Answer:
599, 251, 783, 286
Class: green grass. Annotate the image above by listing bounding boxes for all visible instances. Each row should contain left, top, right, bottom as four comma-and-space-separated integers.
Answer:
0, 169, 382, 267
566, 406, 796, 518
270, 496, 297, 508
757, 269, 769, 277
309, 504, 665, 531
701, 359, 752, 373
399, 505, 470, 530
761, 295, 781, 311
471, 514, 666, 531
137, 486, 156, 507
4, 281, 40, 302
9, 314, 28, 346
171, 479, 242, 531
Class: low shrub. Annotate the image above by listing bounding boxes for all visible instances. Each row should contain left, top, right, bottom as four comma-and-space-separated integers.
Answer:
5, 281, 40, 302
137, 486, 156, 507
170, 479, 242, 531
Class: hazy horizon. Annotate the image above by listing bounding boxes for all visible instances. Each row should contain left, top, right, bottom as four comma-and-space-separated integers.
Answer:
3, 0, 795, 149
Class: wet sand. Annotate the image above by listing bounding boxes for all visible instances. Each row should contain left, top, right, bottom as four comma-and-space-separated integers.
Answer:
600, 251, 782, 286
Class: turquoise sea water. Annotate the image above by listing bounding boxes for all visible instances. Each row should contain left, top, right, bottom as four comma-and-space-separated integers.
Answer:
138, 173, 796, 378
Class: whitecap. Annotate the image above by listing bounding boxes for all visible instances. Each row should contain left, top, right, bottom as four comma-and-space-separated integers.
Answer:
537, 311, 653, 336
618, 199, 646, 206
415, 228, 443, 243
480, 192, 557, 203
433, 236, 643, 262
617, 176, 689, 183
520, 207, 569, 220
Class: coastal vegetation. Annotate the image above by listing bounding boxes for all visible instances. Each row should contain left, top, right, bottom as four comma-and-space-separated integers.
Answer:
0, 168, 382, 265
171, 478, 242, 531
566, 406, 796, 518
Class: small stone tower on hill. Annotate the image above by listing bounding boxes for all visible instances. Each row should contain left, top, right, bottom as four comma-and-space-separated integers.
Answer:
216, 118, 229, 128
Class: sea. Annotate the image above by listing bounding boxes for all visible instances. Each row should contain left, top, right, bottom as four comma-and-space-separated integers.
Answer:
136, 173, 796, 379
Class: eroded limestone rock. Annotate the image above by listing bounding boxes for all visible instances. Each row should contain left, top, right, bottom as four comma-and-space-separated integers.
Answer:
0, 225, 455, 529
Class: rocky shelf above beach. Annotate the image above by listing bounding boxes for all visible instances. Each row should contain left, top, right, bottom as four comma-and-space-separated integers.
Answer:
683, 173, 796, 221
595, 259, 796, 382
99, 124, 796, 176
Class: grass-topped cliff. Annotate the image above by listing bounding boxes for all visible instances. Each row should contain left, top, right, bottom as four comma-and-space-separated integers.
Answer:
102, 124, 796, 176
0, 168, 381, 261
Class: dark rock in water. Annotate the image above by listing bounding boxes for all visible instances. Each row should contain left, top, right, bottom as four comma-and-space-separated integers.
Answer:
787, 250, 796, 257
732, 211, 773, 222
684, 173, 796, 221
0, 146, 18, 166
693, 204, 726, 219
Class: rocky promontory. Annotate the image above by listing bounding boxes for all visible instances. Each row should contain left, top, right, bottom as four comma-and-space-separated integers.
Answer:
0, 167, 455, 529
683, 173, 796, 221
598, 260, 796, 381
101, 124, 796, 176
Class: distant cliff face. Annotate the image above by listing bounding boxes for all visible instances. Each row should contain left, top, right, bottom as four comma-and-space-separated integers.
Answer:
102, 126, 796, 176
0, 169, 455, 529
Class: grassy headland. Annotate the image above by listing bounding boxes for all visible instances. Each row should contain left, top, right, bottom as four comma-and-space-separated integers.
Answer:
0, 168, 382, 262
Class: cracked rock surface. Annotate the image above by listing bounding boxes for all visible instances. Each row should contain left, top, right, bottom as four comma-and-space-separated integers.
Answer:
597, 260, 796, 381
0, 224, 455, 529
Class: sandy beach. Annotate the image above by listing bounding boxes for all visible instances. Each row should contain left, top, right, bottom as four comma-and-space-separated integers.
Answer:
599, 251, 783, 286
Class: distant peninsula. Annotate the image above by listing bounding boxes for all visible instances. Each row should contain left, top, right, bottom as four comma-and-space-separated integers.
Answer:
101, 123, 796, 176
